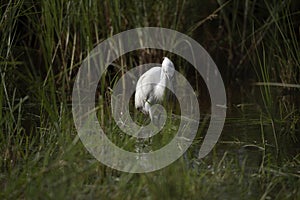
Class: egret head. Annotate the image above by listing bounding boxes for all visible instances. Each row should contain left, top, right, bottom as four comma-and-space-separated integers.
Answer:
162, 57, 175, 80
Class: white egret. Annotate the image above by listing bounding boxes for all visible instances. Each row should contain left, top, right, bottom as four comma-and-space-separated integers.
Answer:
135, 57, 175, 122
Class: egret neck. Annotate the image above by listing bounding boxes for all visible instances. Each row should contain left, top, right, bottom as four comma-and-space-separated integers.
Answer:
155, 69, 168, 99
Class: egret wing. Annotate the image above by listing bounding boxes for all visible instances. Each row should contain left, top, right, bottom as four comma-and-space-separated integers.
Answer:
134, 67, 161, 110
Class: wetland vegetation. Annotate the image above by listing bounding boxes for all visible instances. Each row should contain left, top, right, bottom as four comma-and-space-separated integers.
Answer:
1, 0, 300, 199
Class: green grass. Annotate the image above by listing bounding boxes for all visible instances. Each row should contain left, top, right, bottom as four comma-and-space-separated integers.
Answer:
1, 0, 300, 199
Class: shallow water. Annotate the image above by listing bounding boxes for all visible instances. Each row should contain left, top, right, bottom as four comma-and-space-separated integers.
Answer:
130, 84, 300, 174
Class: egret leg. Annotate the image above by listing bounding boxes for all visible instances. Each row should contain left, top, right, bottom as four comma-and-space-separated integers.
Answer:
149, 105, 163, 127
145, 101, 153, 122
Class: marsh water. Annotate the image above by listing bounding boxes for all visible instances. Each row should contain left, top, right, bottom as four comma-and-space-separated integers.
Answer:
125, 83, 300, 174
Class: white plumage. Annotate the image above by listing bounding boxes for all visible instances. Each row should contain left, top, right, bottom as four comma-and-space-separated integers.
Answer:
135, 57, 175, 121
